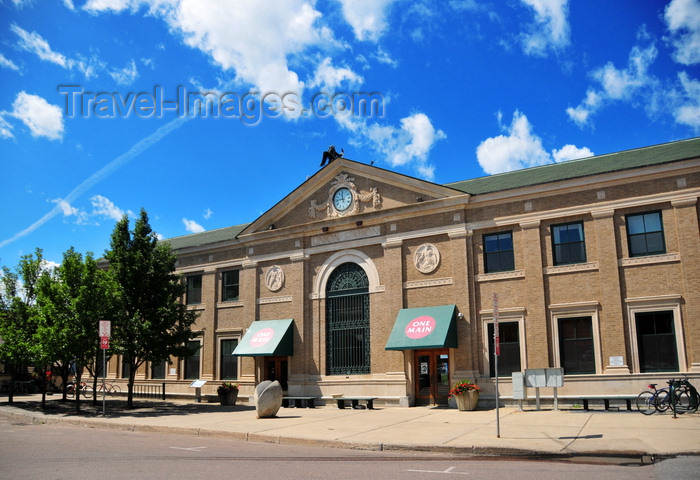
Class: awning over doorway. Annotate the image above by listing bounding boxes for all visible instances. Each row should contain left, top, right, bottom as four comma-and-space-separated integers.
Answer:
385, 305, 458, 351
232, 319, 294, 356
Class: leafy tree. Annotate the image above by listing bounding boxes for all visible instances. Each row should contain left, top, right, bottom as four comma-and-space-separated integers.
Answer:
35, 248, 115, 412
0, 248, 50, 404
105, 209, 198, 408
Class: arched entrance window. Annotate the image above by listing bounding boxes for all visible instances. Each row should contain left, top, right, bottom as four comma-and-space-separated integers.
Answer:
326, 263, 370, 375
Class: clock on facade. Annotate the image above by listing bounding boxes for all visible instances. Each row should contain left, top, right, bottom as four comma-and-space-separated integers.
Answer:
332, 187, 353, 212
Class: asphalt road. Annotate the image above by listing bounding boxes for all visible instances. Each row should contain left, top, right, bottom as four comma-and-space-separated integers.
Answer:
1, 412, 697, 479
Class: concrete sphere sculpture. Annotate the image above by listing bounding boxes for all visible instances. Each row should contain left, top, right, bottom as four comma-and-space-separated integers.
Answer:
254, 380, 283, 418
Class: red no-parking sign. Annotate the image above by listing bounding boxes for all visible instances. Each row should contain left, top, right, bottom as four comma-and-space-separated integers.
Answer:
100, 336, 109, 349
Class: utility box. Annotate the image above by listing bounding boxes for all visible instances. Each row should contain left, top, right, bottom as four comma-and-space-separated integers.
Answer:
512, 372, 526, 400
545, 368, 564, 387
525, 368, 546, 388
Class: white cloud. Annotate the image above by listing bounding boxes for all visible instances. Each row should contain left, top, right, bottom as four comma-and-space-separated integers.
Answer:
477, 110, 594, 174
338, 0, 397, 42
203, 208, 213, 220
310, 57, 363, 90
63, 0, 75, 10
0, 116, 14, 139
674, 72, 700, 129
552, 144, 593, 162
162, 0, 326, 94
52, 198, 88, 224
90, 195, 125, 220
183, 218, 205, 233
0, 53, 20, 72
519, 0, 570, 56
11, 24, 69, 67
108, 59, 139, 85
567, 43, 658, 127
341, 112, 445, 180
11, 91, 64, 140
664, 0, 700, 65
476, 111, 550, 174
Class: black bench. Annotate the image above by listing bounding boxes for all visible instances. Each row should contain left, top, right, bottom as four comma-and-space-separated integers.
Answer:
335, 396, 377, 410
282, 396, 318, 408
578, 395, 637, 411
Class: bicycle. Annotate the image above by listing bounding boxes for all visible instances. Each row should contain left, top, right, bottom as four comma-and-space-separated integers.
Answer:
636, 383, 671, 415
66, 381, 90, 398
669, 377, 699, 415
94, 381, 121, 397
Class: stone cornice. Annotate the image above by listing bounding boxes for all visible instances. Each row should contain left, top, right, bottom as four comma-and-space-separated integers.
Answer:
619, 252, 680, 267
476, 270, 525, 282
544, 262, 599, 275
404, 277, 453, 289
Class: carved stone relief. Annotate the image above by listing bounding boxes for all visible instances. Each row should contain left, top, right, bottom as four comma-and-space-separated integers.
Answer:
414, 243, 440, 274
265, 265, 284, 292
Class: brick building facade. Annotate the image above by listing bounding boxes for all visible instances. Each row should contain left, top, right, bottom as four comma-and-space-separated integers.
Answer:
113, 138, 700, 406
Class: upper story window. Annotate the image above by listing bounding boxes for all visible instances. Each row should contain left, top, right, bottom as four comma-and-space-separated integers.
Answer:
626, 211, 665, 257
483, 232, 514, 273
552, 222, 586, 265
221, 270, 240, 302
186, 274, 202, 305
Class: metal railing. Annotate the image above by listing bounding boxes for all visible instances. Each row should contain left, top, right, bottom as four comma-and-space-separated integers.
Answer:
133, 382, 166, 400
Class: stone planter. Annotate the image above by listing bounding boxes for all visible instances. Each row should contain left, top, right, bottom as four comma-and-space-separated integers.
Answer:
454, 391, 479, 411
218, 389, 238, 406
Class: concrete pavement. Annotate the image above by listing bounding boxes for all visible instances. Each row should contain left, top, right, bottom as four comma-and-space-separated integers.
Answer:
2, 394, 699, 459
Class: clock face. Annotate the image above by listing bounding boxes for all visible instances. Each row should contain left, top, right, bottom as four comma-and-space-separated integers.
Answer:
333, 187, 352, 212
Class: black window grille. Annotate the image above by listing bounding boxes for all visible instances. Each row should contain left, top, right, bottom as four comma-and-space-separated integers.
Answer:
483, 232, 514, 273
220, 339, 238, 379
558, 316, 595, 374
636, 311, 678, 373
326, 263, 370, 375
184, 340, 201, 379
626, 211, 665, 257
488, 322, 521, 377
221, 270, 239, 302
186, 275, 202, 305
552, 222, 586, 265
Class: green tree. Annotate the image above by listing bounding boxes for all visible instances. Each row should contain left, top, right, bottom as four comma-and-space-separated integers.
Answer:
105, 209, 198, 408
35, 248, 115, 412
0, 248, 50, 404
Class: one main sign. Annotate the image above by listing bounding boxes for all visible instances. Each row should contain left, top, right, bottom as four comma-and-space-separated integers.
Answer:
100, 336, 109, 350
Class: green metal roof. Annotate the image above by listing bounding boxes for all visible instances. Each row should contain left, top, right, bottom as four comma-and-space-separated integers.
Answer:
385, 305, 458, 351
164, 223, 249, 250
445, 137, 700, 195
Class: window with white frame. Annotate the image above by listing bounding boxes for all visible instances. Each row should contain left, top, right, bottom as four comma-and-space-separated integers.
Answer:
220, 338, 239, 380
558, 317, 595, 374
184, 340, 201, 379
483, 313, 525, 377
626, 296, 685, 374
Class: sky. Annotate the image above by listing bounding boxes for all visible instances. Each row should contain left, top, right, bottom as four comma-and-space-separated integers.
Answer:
1, 0, 699, 269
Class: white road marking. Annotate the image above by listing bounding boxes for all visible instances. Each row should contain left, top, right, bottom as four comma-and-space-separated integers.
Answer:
406, 466, 469, 475
169, 446, 207, 451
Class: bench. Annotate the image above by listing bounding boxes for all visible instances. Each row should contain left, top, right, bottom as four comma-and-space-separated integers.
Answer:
578, 395, 637, 411
282, 396, 318, 408
335, 396, 378, 410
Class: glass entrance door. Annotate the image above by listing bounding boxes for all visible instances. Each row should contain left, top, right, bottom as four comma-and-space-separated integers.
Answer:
414, 349, 450, 406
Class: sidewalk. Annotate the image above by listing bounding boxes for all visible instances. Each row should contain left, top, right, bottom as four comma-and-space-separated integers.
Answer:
2, 394, 699, 459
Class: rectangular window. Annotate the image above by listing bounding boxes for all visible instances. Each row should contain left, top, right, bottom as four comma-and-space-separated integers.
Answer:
483, 232, 514, 273
184, 341, 201, 380
121, 358, 131, 379
626, 211, 665, 257
636, 311, 678, 373
220, 339, 239, 380
221, 270, 240, 302
488, 322, 521, 377
558, 317, 595, 374
186, 275, 202, 305
552, 222, 586, 265
151, 361, 166, 379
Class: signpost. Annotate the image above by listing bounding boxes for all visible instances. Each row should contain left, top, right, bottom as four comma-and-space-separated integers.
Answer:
98, 320, 110, 416
493, 293, 500, 438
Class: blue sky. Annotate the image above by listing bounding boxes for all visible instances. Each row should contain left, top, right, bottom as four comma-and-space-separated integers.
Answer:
1, 0, 699, 269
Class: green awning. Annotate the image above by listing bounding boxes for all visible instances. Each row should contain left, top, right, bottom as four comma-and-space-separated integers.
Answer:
385, 305, 458, 351
232, 319, 294, 356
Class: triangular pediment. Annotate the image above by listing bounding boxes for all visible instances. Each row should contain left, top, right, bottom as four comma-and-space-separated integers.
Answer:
240, 158, 466, 237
